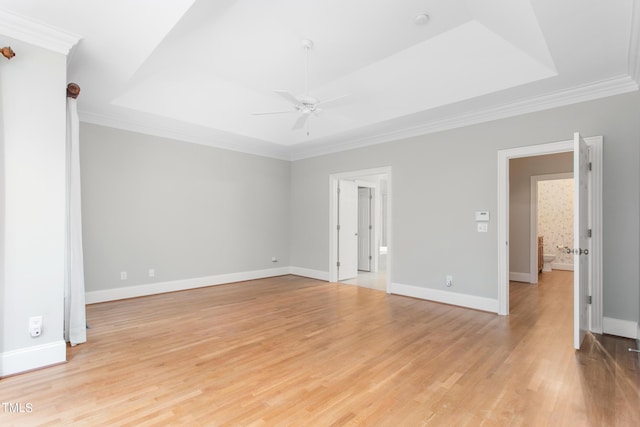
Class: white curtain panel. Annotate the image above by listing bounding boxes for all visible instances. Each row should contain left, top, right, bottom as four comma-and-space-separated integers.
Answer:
65, 97, 87, 346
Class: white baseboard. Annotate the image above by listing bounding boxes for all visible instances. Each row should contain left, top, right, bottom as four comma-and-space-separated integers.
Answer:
86, 267, 291, 304
551, 262, 574, 271
509, 272, 532, 283
289, 267, 329, 281
603, 317, 638, 339
1, 340, 66, 377
390, 282, 498, 313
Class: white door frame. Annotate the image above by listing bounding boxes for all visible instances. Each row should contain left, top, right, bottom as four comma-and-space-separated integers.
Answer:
529, 172, 574, 284
329, 167, 392, 291
497, 137, 603, 334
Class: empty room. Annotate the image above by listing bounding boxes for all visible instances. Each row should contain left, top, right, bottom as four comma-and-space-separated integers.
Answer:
1, 0, 639, 425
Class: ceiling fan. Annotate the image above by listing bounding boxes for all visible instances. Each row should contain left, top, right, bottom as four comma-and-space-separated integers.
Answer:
252, 39, 349, 136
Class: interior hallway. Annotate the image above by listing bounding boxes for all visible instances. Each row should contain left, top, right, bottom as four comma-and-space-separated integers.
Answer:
0, 271, 638, 425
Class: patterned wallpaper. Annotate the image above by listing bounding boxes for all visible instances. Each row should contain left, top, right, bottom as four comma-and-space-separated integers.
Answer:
538, 179, 574, 266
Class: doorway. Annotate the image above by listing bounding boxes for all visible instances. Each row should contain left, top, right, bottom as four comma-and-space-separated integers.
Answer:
531, 173, 574, 283
329, 167, 392, 292
497, 136, 603, 337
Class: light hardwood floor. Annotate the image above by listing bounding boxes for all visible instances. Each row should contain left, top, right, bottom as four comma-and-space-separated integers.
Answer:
1, 271, 638, 426
340, 270, 387, 291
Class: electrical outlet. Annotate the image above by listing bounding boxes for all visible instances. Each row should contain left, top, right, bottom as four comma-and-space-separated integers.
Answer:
120, 271, 127, 280
446, 275, 453, 287
149, 268, 155, 277
29, 316, 42, 338
271, 256, 278, 263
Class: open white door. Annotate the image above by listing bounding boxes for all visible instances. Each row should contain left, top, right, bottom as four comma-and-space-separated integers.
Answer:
338, 180, 358, 280
574, 132, 590, 350
358, 187, 372, 271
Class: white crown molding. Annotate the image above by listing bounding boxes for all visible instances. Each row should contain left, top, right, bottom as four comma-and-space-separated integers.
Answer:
290, 75, 638, 160
0, 9, 81, 55
80, 109, 291, 161
82, 75, 636, 162
629, 0, 640, 84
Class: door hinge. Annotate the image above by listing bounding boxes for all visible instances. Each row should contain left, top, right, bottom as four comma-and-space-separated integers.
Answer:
587, 295, 592, 304
337, 224, 341, 231
587, 229, 592, 238
588, 162, 592, 171
337, 261, 340, 268
337, 187, 341, 194
369, 225, 372, 230
369, 255, 372, 260
370, 194, 373, 200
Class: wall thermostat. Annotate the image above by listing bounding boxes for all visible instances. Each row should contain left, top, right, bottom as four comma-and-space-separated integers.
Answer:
475, 211, 490, 222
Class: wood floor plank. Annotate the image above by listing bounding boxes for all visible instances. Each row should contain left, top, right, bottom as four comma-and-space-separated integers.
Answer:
1, 271, 638, 425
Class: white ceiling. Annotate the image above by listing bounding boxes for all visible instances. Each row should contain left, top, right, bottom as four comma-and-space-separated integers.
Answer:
1, 0, 638, 159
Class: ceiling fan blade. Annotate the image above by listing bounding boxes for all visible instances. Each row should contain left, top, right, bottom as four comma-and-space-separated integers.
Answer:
274, 90, 302, 106
252, 110, 297, 116
292, 113, 310, 130
316, 94, 350, 107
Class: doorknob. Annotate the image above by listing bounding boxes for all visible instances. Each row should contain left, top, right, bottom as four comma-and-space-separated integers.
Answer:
566, 248, 589, 255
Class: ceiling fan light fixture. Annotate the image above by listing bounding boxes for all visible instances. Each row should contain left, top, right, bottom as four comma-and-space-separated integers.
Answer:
414, 13, 430, 26
252, 37, 349, 136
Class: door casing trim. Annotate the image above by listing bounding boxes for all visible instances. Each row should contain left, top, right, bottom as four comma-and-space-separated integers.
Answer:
497, 136, 603, 335
329, 167, 392, 290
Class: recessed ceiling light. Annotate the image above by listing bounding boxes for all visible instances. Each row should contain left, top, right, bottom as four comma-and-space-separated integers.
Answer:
414, 13, 430, 26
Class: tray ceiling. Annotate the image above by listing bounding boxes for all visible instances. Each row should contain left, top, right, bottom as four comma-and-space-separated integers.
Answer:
0, 0, 637, 159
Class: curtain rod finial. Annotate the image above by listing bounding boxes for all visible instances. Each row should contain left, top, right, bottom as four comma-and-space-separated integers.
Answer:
67, 82, 80, 99
1, 46, 15, 60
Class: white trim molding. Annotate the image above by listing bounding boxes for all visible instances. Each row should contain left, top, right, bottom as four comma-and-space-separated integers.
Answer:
290, 76, 637, 161
509, 272, 531, 283
329, 167, 392, 291
603, 317, 638, 339
1, 340, 66, 377
289, 267, 329, 281
629, 0, 640, 85
0, 9, 81, 55
390, 283, 498, 314
497, 136, 603, 335
550, 263, 574, 271
86, 267, 290, 304
86, 267, 332, 305
79, 111, 291, 161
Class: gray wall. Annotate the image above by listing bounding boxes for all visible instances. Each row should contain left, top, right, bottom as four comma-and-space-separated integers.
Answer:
80, 124, 291, 291
509, 152, 573, 275
290, 91, 640, 323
